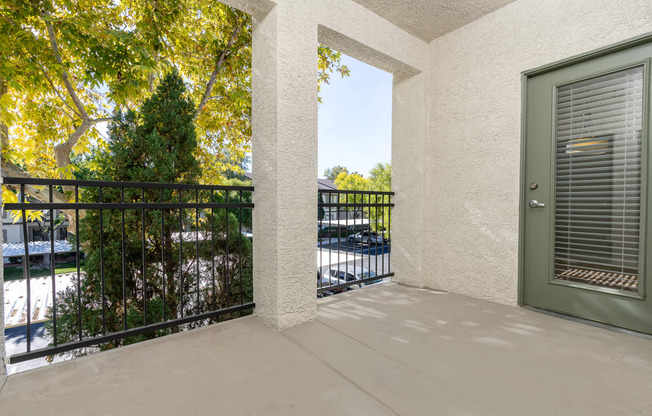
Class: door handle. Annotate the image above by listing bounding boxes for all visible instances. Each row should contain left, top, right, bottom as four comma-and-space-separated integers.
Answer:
529, 199, 546, 208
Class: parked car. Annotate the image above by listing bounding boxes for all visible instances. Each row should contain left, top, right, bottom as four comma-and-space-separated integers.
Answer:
377, 231, 390, 244
319, 225, 345, 239
317, 266, 381, 293
347, 231, 385, 245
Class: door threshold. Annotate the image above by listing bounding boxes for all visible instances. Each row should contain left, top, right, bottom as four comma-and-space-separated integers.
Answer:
523, 306, 652, 341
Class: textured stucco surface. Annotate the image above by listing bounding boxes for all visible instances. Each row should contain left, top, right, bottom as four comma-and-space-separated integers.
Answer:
314, 0, 427, 81
425, 0, 652, 305
217, 0, 275, 20
351, 0, 517, 42
391, 73, 428, 288
251, 0, 427, 330
252, 2, 319, 330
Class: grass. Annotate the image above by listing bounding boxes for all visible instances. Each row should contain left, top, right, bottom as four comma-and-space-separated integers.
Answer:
4, 261, 81, 281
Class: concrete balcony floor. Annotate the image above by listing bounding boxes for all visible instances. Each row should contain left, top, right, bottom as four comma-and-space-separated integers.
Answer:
1, 283, 651, 415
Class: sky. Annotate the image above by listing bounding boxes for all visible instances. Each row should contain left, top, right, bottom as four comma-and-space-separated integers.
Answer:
318, 54, 393, 178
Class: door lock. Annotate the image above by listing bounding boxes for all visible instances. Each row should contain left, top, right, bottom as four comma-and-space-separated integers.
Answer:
529, 200, 546, 208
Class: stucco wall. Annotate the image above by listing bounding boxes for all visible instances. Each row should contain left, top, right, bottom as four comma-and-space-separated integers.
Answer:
424, 0, 652, 305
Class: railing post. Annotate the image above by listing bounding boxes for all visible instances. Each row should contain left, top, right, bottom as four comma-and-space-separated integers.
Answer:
252, 3, 318, 330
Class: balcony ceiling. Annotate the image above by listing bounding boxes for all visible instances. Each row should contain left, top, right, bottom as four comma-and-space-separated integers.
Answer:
352, 0, 517, 42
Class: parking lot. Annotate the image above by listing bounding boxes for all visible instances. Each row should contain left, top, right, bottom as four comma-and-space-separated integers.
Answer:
318, 240, 391, 256
317, 239, 392, 298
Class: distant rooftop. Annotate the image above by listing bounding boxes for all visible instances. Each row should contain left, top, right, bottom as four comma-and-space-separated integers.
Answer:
318, 179, 337, 190
3, 241, 74, 258
244, 173, 337, 190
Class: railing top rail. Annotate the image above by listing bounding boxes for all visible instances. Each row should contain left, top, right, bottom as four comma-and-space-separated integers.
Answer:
318, 189, 394, 196
4, 202, 254, 210
318, 202, 394, 208
3, 176, 254, 192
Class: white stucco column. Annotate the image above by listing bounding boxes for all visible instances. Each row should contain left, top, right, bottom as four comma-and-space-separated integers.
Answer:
392, 72, 428, 288
251, 3, 318, 330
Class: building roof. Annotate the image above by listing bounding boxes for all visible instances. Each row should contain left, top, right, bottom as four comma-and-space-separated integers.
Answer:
243, 174, 337, 190
3, 241, 74, 258
318, 179, 337, 190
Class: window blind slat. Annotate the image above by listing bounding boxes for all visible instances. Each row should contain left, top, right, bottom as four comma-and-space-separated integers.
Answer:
557, 72, 642, 97
557, 165, 641, 176
556, 239, 639, 249
555, 142, 641, 153
554, 264, 639, 277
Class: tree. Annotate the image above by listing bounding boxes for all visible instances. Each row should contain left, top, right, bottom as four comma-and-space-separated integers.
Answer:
223, 177, 252, 231
369, 162, 391, 192
318, 193, 326, 221
223, 153, 251, 181
334, 171, 369, 191
33, 211, 66, 242
324, 165, 349, 181
334, 165, 392, 233
368, 162, 391, 235
46, 71, 253, 356
334, 171, 368, 228
1, 1, 349, 221
99, 70, 201, 184
318, 45, 350, 104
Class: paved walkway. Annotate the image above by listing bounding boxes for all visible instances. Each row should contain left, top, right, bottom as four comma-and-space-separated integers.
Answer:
1, 283, 651, 415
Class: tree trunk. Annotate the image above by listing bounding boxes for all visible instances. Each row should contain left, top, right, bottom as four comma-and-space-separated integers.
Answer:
0, 79, 8, 151
0, 79, 84, 232
1, 159, 81, 231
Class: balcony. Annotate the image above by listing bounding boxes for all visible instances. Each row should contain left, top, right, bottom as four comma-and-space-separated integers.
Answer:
2, 283, 651, 414
4, 0, 652, 413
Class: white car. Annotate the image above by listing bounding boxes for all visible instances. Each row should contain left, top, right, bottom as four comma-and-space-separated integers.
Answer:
317, 266, 380, 293
347, 231, 385, 245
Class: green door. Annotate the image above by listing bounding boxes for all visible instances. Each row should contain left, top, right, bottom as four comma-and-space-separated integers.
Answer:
523, 41, 652, 334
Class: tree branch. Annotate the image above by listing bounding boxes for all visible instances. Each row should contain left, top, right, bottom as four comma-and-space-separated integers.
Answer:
206, 95, 223, 103
37, 63, 82, 118
53, 117, 110, 170
0, 13, 104, 234
53, 120, 91, 169
39, 14, 113, 169
193, 20, 244, 121
41, 10, 89, 120
91, 117, 112, 124
0, 79, 8, 152
54, 105, 76, 121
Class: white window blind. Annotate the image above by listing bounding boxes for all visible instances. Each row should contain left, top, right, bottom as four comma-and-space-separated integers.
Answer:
554, 66, 644, 292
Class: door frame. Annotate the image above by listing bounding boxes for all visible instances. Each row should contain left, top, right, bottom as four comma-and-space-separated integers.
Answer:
518, 31, 652, 308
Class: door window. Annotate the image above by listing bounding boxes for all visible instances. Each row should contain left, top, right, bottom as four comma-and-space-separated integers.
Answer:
554, 66, 644, 293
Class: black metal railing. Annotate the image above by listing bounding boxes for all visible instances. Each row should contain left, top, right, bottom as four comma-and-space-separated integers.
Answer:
3, 177, 254, 363
317, 189, 394, 294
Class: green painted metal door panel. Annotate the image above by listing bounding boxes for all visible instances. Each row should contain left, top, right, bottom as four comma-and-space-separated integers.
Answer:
523, 42, 652, 334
